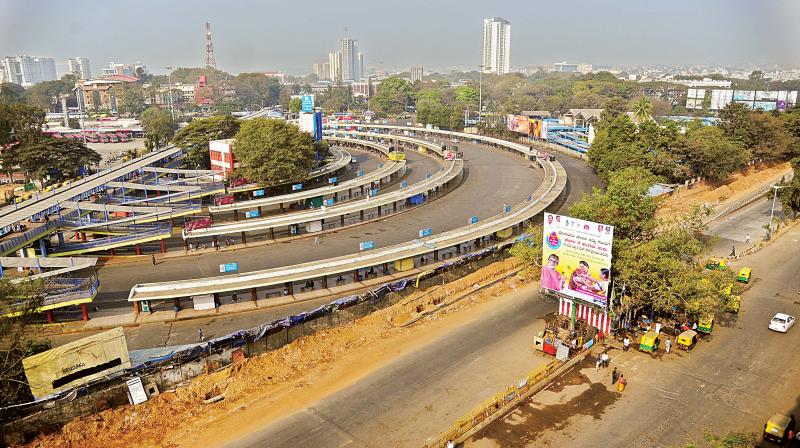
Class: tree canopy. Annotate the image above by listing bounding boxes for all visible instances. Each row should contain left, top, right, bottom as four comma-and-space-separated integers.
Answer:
172, 115, 240, 169
232, 118, 323, 185
371, 77, 413, 116
140, 107, 175, 149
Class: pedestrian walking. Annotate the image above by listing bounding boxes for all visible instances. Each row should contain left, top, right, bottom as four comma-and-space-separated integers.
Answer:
596, 354, 602, 371
189, 242, 193, 251
617, 374, 627, 392
313, 236, 320, 245
611, 367, 618, 385
665, 338, 672, 354
746, 233, 751, 244
197, 329, 204, 342
446, 441, 455, 448
602, 352, 610, 368
655, 321, 662, 334
151, 254, 156, 266
730, 245, 736, 257
623, 337, 631, 352
232, 292, 238, 303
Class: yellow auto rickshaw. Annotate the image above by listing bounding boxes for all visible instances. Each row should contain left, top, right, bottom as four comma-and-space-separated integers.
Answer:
738, 267, 752, 283
639, 331, 660, 353
763, 413, 795, 444
705, 258, 727, 270
697, 316, 714, 334
676, 330, 697, 351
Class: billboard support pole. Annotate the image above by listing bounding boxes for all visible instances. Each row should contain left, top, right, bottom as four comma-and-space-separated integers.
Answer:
569, 300, 576, 331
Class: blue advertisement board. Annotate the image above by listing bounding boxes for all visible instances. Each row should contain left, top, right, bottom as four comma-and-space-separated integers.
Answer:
328, 177, 337, 184
324, 198, 335, 206
470, 216, 479, 224
219, 262, 239, 273
301, 95, 314, 112
292, 183, 303, 191
419, 227, 432, 237
400, 180, 408, 188
359, 240, 374, 251
245, 210, 260, 218
253, 189, 265, 197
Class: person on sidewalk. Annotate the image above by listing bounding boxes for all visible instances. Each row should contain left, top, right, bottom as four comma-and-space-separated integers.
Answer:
746, 233, 751, 244
596, 354, 602, 371
446, 440, 455, 448
197, 329, 204, 342
730, 245, 737, 257
665, 337, 672, 354
151, 254, 156, 266
611, 367, 618, 385
618, 374, 627, 392
623, 336, 631, 352
602, 352, 610, 368
655, 321, 662, 334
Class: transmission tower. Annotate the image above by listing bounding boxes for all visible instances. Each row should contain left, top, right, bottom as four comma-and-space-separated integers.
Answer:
205, 22, 217, 69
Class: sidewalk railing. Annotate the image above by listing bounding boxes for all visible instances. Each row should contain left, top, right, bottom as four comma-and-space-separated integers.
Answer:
425, 359, 563, 448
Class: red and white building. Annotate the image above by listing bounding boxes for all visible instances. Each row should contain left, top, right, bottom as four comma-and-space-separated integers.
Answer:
208, 139, 237, 175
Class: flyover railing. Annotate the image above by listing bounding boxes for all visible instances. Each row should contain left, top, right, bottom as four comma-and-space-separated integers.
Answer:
128, 155, 564, 302
184, 159, 462, 240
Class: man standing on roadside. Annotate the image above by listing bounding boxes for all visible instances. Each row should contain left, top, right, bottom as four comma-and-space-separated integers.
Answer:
602, 351, 610, 368
623, 336, 631, 352
746, 233, 751, 244
611, 367, 618, 385
665, 337, 672, 354
151, 254, 156, 266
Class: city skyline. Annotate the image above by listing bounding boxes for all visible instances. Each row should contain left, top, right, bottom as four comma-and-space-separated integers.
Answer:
1, 0, 800, 76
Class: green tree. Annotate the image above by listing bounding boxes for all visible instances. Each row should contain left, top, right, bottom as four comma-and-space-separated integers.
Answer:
569, 166, 659, 246
25, 79, 71, 112
778, 157, 800, 218
0, 103, 46, 145
371, 77, 413, 116
586, 114, 642, 182
716, 101, 795, 162
172, 115, 240, 169
232, 118, 321, 185
454, 86, 479, 109
683, 126, 749, 182
630, 96, 652, 123
140, 107, 175, 149
289, 97, 302, 113
0, 278, 50, 407
0, 83, 26, 104
114, 83, 145, 116
0, 136, 101, 181
231, 73, 281, 109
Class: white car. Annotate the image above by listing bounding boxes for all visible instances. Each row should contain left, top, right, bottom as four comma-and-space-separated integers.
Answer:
769, 313, 795, 333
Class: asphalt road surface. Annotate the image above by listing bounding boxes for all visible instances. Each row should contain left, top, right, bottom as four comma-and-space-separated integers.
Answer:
708, 195, 784, 257
89, 140, 545, 312
471, 221, 800, 447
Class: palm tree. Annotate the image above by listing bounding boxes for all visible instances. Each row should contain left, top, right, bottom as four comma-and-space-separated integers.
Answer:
631, 96, 653, 123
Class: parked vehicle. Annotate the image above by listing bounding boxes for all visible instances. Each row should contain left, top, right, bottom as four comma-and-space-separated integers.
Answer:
638, 331, 660, 353
769, 313, 795, 333
762, 413, 795, 444
697, 316, 714, 334
738, 267, 752, 283
676, 330, 697, 351
705, 258, 727, 270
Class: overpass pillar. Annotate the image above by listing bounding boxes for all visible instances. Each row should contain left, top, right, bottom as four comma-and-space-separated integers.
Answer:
377, 206, 382, 217
38, 238, 47, 257
285, 282, 293, 295
57, 231, 65, 245
270, 228, 275, 240
321, 275, 328, 289
250, 287, 258, 302
360, 210, 364, 220
455, 244, 461, 254
241, 231, 247, 245
46, 310, 54, 324
340, 215, 345, 226
80, 304, 89, 321
233, 209, 239, 221
135, 244, 141, 256
161, 240, 166, 253
213, 236, 219, 250
434, 250, 439, 261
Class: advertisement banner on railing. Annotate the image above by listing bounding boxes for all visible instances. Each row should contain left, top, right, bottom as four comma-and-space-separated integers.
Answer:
541, 213, 614, 308
506, 114, 530, 134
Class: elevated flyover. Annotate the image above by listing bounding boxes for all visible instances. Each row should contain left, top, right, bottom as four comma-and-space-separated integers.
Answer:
128, 156, 563, 302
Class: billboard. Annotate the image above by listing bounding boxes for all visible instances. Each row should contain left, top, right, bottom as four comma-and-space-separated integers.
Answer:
23, 327, 131, 398
541, 213, 614, 308
506, 114, 530, 134
301, 95, 314, 112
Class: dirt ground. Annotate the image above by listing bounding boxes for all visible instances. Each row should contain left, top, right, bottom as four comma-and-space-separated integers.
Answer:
24, 258, 527, 448
467, 355, 623, 448
658, 162, 792, 217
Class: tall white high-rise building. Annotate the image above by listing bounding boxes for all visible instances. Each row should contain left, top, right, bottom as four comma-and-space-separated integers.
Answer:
1, 55, 57, 86
328, 51, 341, 82
410, 66, 424, 82
67, 57, 91, 79
341, 36, 359, 81
482, 17, 511, 75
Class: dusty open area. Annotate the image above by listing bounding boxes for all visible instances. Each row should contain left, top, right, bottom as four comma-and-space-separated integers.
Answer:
658, 162, 791, 216
25, 258, 528, 448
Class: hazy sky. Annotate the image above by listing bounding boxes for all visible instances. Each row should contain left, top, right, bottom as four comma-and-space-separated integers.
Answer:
2, 0, 799, 75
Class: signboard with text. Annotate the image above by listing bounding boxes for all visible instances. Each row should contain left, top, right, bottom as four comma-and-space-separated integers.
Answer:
301, 95, 314, 112
540, 213, 614, 308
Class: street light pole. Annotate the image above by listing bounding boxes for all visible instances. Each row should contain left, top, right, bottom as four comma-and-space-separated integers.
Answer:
768, 184, 787, 239
165, 66, 175, 122
478, 65, 483, 124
